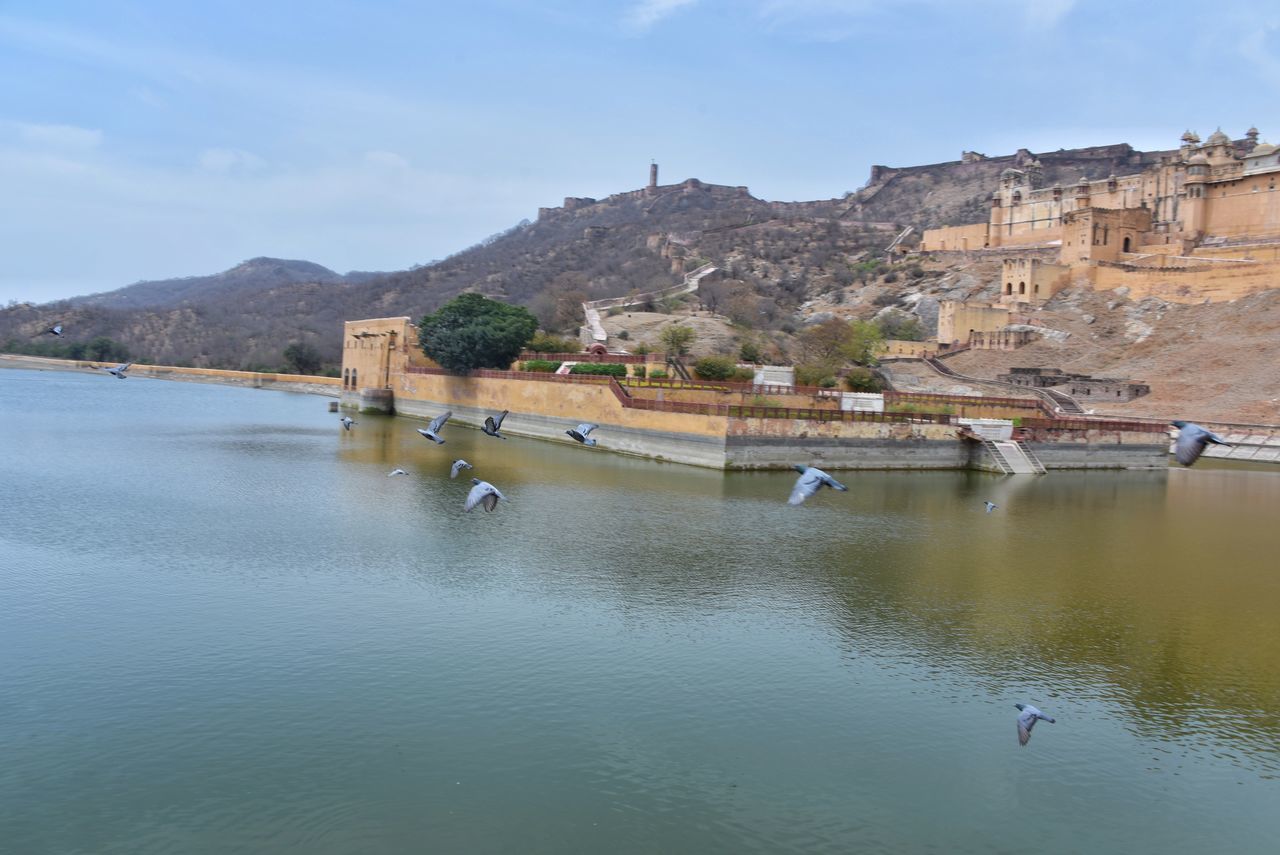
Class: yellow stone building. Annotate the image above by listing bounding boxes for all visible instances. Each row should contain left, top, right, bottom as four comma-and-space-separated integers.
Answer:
921, 127, 1280, 304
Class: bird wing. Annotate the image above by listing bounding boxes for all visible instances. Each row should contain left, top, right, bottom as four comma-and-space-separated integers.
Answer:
450, 460, 465, 478
464, 483, 490, 512
788, 470, 822, 505
1018, 718, 1033, 746
577, 423, 598, 437
481, 491, 499, 512
820, 471, 848, 492
428, 411, 451, 434
118, 362, 133, 372
493, 410, 508, 429
483, 416, 497, 433
1174, 430, 1208, 466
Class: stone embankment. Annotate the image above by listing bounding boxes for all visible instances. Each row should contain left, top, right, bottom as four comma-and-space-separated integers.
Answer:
0, 354, 341, 396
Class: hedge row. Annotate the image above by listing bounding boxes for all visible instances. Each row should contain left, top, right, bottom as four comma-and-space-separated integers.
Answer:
568, 363, 627, 377
521, 360, 562, 373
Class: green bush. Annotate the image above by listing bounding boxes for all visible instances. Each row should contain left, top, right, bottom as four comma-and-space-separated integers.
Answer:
631, 365, 646, 379
818, 376, 838, 388
650, 369, 668, 380
844, 366, 885, 392
732, 367, 756, 382
526, 331, 579, 353
794, 361, 838, 387
617, 330, 630, 340
693, 355, 737, 380
568, 363, 627, 377
739, 341, 762, 363
522, 360, 562, 373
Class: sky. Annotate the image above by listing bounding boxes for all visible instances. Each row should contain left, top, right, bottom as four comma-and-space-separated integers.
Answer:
3, 0, 1279, 303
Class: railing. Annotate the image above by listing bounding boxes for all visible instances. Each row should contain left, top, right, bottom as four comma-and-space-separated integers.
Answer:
1019, 417, 1164, 433
886, 390, 1040, 409
519, 351, 647, 364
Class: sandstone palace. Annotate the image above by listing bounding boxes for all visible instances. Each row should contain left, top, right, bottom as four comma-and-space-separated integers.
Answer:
918, 127, 1280, 305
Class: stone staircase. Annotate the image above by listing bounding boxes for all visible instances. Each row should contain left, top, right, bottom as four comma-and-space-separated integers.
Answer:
581, 263, 718, 347
983, 439, 1046, 475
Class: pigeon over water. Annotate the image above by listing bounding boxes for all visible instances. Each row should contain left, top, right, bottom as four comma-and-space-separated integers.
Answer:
99, 362, 132, 379
565, 423, 599, 446
984, 501, 998, 513
1015, 703, 1056, 747
450, 459, 473, 479
388, 469, 408, 477
1171, 420, 1230, 467
481, 410, 508, 439
341, 416, 355, 431
417, 411, 451, 444
464, 478, 505, 512
788, 464, 848, 506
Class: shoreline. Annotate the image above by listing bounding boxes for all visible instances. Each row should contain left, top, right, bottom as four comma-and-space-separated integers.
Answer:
0, 354, 341, 397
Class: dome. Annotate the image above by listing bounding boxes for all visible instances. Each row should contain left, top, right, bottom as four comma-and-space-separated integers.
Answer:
1206, 128, 1231, 146
1181, 129, 1200, 143
1251, 142, 1276, 157
1189, 153, 1210, 165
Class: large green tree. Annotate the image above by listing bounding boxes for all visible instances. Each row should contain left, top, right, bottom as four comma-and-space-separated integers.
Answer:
418, 293, 538, 372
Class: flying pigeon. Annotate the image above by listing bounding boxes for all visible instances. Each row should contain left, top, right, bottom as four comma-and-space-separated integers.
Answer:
984, 501, 998, 513
1171, 420, 1230, 467
450, 459, 473, 479
388, 468, 408, 477
46, 323, 63, 337
481, 410, 508, 439
788, 464, 848, 506
100, 362, 132, 379
565, 423, 599, 446
464, 478, 505, 513
341, 416, 355, 431
417, 411, 451, 444
1015, 703, 1056, 747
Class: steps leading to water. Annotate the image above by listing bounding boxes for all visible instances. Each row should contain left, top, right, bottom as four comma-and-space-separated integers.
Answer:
984, 439, 1046, 475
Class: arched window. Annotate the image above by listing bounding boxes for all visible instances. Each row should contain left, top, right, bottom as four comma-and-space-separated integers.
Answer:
1123, 236, 1131, 252
1018, 281, 1026, 295
342, 369, 349, 389
1006, 282, 1013, 295
351, 368, 357, 389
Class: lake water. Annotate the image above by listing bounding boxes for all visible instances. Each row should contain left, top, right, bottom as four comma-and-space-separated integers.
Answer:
2, 368, 1278, 854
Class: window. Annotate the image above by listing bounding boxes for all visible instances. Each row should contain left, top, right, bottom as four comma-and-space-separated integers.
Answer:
1123, 236, 1131, 252
1006, 282, 1013, 295
1018, 281, 1026, 295
351, 368, 357, 389
342, 369, 349, 389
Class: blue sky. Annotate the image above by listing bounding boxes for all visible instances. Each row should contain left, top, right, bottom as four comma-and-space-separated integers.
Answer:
3, 0, 1278, 303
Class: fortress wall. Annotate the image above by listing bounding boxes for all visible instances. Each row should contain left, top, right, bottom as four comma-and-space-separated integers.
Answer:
920, 222, 989, 251
388, 369, 729, 468
725, 417, 967, 469
1090, 258, 1280, 302
1202, 176, 1280, 238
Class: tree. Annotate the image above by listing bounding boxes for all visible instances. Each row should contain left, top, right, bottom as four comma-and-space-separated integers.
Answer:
797, 318, 854, 365
283, 342, 323, 374
876, 309, 924, 342
842, 320, 886, 366
418, 293, 538, 373
659, 324, 696, 356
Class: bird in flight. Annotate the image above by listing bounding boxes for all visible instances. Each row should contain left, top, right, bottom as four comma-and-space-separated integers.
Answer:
984, 501, 998, 513
788, 464, 848, 506
1015, 703, 1056, 747
1170, 420, 1230, 466
99, 362, 132, 379
417, 411, 451, 444
464, 478, 506, 512
565, 423, 599, 446
388, 468, 408, 477
450, 459, 473, 479
46, 323, 63, 337
341, 416, 355, 431
481, 410, 508, 439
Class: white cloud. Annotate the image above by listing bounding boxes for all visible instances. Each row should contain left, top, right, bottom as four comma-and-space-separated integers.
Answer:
199, 147, 266, 172
755, 0, 1076, 34
364, 150, 411, 169
13, 121, 102, 150
625, 0, 699, 32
